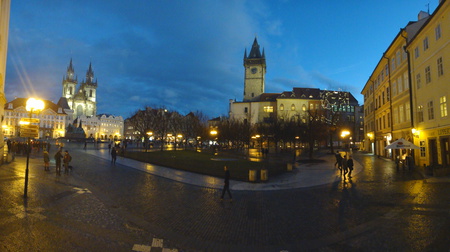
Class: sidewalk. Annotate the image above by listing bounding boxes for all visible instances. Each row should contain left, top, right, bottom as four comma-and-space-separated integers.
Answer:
82, 148, 364, 191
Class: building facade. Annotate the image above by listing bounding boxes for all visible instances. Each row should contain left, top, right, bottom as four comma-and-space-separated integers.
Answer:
60, 59, 97, 119
408, 0, 450, 167
362, 0, 450, 168
230, 38, 361, 145
0, 0, 10, 161
77, 114, 124, 141
3, 98, 67, 139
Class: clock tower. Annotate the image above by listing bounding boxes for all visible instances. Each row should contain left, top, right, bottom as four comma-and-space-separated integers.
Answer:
243, 37, 266, 102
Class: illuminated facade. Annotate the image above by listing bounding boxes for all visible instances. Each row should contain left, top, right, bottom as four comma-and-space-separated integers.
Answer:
3, 98, 67, 139
60, 59, 97, 119
0, 0, 10, 162
362, 0, 450, 168
408, 0, 450, 167
77, 114, 123, 141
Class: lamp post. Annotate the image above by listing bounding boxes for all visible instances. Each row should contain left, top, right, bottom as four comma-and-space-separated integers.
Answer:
23, 98, 44, 198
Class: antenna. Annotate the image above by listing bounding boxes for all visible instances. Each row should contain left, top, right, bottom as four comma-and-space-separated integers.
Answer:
426, 3, 430, 14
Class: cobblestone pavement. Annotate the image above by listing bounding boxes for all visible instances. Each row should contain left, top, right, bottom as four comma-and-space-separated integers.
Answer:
0, 144, 449, 251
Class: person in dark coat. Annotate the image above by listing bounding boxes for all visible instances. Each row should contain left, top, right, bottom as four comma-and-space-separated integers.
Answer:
220, 166, 232, 201
54, 150, 63, 176
111, 147, 117, 164
335, 151, 343, 171
347, 155, 354, 178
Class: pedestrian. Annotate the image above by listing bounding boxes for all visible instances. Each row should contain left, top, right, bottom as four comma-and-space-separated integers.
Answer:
347, 155, 354, 178
342, 155, 348, 179
220, 166, 232, 201
63, 150, 72, 174
108, 143, 111, 151
84, 141, 87, 150
43, 149, 50, 171
54, 149, 63, 175
335, 151, 343, 170
111, 147, 117, 164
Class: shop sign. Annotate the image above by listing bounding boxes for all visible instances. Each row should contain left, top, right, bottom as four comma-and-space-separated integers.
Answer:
437, 127, 450, 136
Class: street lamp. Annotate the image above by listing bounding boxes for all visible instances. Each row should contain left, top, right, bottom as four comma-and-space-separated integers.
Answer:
23, 98, 44, 198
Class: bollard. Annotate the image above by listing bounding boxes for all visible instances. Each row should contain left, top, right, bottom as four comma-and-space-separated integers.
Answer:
260, 169, 268, 181
249, 169, 257, 182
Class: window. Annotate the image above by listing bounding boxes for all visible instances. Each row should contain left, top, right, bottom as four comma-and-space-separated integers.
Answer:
387, 112, 390, 127
397, 76, 403, 93
279, 104, 284, 111
435, 24, 441, 40
418, 105, 424, 123
382, 91, 385, 104
420, 141, 426, 157
414, 47, 419, 58
302, 104, 306, 111
440, 96, 448, 117
406, 102, 410, 121
425, 66, 431, 84
403, 72, 409, 90
264, 106, 273, 113
386, 87, 390, 101
396, 51, 401, 65
90, 90, 93, 97
392, 82, 397, 96
391, 58, 396, 71
244, 107, 248, 113
291, 104, 296, 111
416, 73, 421, 89
385, 64, 389, 76
393, 107, 398, 124
427, 101, 434, 120
423, 37, 429, 51
437, 57, 444, 77
399, 105, 404, 123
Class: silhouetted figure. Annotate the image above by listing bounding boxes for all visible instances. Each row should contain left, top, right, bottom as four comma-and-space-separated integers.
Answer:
220, 166, 232, 201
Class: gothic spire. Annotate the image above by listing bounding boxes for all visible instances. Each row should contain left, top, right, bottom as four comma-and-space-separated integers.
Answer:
248, 37, 263, 59
86, 62, 94, 84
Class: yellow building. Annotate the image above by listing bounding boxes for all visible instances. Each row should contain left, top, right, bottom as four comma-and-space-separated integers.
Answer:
408, 0, 450, 167
0, 0, 10, 162
3, 98, 67, 139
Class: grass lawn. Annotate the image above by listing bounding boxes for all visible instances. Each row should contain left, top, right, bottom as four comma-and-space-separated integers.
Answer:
122, 149, 288, 181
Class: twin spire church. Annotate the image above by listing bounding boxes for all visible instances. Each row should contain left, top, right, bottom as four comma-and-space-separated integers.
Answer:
58, 59, 97, 119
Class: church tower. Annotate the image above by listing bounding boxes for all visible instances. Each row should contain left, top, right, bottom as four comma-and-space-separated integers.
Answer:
243, 37, 266, 101
62, 58, 77, 100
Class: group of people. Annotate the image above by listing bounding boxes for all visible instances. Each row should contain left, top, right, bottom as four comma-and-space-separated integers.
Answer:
43, 148, 72, 175
335, 151, 354, 180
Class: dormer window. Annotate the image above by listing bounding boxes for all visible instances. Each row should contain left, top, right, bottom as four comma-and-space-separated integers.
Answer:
8, 103, 13, 109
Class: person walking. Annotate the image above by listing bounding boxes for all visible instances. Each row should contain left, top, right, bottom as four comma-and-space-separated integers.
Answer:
342, 155, 348, 179
220, 166, 232, 201
63, 150, 72, 174
347, 155, 354, 178
43, 150, 50, 171
335, 151, 343, 171
111, 147, 117, 165
54, 149, 63, 176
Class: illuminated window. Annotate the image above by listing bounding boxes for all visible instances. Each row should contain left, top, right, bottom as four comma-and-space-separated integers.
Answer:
279, 104, 284, 111
440, 96, 447, 117
291, 104, 295, 111
302, 104, 306, 111
264, 106, 273, 113
420, 141, 426, 157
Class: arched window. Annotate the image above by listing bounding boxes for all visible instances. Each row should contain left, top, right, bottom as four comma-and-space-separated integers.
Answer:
69, 87, 73, 95
280, 104, 284, 111
291, 104, 296, 111
302, 104, 306, 111
90, 90, 93, 97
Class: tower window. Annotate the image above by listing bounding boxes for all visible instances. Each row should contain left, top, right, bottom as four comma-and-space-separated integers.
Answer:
69, 87, 73, 95
90, 90, 93, 97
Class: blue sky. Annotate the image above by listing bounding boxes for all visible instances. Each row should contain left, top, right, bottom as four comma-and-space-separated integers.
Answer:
5, 0, 438, 119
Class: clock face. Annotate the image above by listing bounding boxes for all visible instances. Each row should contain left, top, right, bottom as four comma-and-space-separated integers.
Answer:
251, 67, 257, 74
